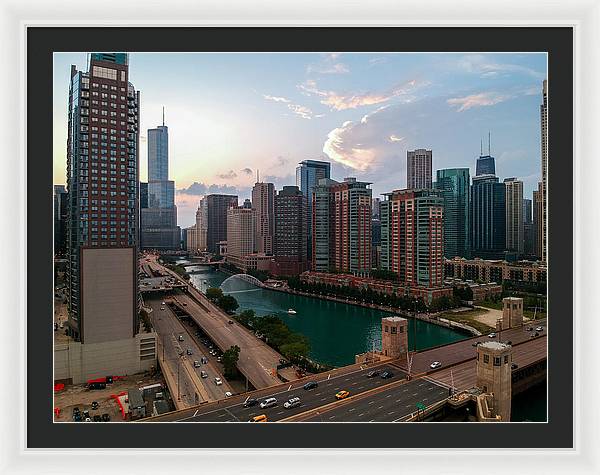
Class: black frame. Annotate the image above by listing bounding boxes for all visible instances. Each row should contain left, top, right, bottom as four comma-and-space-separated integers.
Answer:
29, 27, 573, 449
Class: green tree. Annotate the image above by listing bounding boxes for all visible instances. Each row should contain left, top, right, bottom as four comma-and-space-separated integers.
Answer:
280, 340, 310, 363
206, 287, 224, 301
218, 294, 239, 313
222, 345, 241, 379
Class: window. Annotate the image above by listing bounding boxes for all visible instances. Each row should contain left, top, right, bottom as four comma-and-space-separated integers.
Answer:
504, 355, 509, 364
493, 357, 501, 366
483, 354, 489, 364
92, 66, 117, 80
391, 326, 397, 334
384, 325, 389, 333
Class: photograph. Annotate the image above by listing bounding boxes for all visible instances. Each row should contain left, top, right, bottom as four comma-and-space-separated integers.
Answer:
51, 51, 548, 424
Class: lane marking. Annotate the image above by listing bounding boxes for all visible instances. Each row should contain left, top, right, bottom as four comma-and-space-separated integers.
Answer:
193, 409, 199, 417
358, 413, 364, 417
348, 408, 356, 412
368, 401, 375, 405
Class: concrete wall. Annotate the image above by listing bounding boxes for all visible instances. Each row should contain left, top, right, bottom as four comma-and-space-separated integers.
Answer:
476, 342, 512, 421
381, 317, 408, 359
54, 333, 157, 384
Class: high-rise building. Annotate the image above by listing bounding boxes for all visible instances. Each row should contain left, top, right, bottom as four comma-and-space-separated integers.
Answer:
296, 159, 331, 265
537, 79, 548, 262
476, 135, 496, 176
312, 178, 372, 274
66, 53, 140, 343
206, 194, 238, 253
226, 207, 257, 269
523, 197, 536, 259
435, 168, 470, 258
242, 198, 252, 209
372, 197, 381, 219
407, 149, 432, 189
140, 113, 181, 250
504, 178, 524, 257
54, 185, 69, 257
523, 198, 532, 224
252, 181, 275, 255
470, 175, 506, 260
273, 186, 307, 275
380, 189, 444, 288
186, 201, 207, 254
139, 182, 148, 209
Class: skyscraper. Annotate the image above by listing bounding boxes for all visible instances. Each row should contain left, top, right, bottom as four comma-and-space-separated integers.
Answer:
140, 113, 181, 249
470, 175, 506, 259
252, 181, 275, 255
435, 168, 470, 258
54, 185, 69, 257
273, 185, 307, 275
296, 159, 331, 265
380, 189, 444, 288
537, 79, 548, 262
66, 53, 140, 343
226, 207, 257, 269
504, 178, 524, 256
523, 197, 536, 259
206, 194, 238, 253
476, 135, 496, 176
139, 182, 148, 209
312, 178, 372, 274
406, 149, 432, 189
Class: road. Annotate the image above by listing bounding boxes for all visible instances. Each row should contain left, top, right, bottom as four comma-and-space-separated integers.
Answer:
146, 297, 233, 404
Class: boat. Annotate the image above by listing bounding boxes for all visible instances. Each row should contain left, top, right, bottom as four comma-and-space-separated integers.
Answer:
287, 309, 297, 315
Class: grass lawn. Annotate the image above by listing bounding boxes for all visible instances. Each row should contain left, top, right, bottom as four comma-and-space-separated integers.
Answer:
439, 308, 496, 334
478, 300, 547, 320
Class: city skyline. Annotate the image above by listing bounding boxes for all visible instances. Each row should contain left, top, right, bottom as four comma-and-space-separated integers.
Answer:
53, 52, 546, 227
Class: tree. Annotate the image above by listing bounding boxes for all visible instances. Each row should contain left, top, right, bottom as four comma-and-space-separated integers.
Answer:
218, 294, 239, 313
206, 287, 224, 301
280, 340, 310, 363
236, 309, 256, 327
222, 345, 241, 378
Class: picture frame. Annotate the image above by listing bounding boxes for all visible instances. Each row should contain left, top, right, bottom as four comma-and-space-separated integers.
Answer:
1, 0, 598, 473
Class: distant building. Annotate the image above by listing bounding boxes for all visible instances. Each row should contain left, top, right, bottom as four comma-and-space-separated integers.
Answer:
504, 178, 524, 257
372, 197, 381, 219
371, 218, 381, 269
537, 79, 548, 263
296, 159, 331, 265
226, 207, 257, 269
252, 181, 275, 255
475, 155, 495, 176
380, 189, 444, 288
523, 197, 536, 259
206, 194, 238, 253
53, 185, 68, 257
470, 175, 506, 260
444, 257, 547, 284
139, 182, 148, 209
407, 149, 432, 189
273, 185, 307, 276
312, 177, 372, 274
435, 168, 470, 258
242, 198, 252, 209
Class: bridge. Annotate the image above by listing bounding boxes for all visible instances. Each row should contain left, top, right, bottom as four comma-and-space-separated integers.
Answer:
148, 321, 547, 423
220, 274, 264, 289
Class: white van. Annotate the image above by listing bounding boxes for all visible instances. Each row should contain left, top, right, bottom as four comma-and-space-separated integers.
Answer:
284, 397, 301, 409
259, 397, 277, 409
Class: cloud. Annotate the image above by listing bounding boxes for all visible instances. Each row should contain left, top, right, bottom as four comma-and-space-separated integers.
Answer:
177, 182, 239, 196
447, 92, 512, 112
389, 135, 405, 142
217, 170, 238, 179
262, 91, 320, 119
241, 167, 253, 175
299, 78, 422, 111
262, 94, 291, 103
307, 53, 350, 74
368, 57, 388, 67
457, 55, 545, 80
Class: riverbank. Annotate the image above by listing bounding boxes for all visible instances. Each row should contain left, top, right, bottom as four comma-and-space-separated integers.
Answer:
266, 284, 482, 337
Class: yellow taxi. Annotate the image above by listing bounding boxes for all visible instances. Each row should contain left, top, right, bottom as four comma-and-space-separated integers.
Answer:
335, 390, 350, 400
250, 414, 268, 422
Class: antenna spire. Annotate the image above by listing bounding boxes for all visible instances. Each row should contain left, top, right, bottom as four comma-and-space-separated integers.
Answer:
480, 138, 483, 156
488, 131, 491, 155
162, 106, 165, 126
257, 170, 260, 183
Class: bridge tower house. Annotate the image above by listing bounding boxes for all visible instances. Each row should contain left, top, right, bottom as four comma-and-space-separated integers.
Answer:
501, 296, 524, 329
381, 316, 408, 359
476, 341, 513, 421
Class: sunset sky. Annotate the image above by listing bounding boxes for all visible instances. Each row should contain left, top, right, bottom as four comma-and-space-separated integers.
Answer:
53, 52, 547, 227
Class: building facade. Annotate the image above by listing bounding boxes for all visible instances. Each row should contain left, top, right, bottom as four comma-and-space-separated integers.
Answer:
312, 178, 372, 274
273, 185, 307, 276
206, 194, 238, 253
470, 175, 506, 260
406, 149, 432, 189
65, 53, 140, 343
226, 207, 257, 269
296, 159, 331, 265
444, 257, 547, 284
252, 181, 275, 255
435, 168, 470, 259
475, 154, 496, 176
537, 79, 548, 262
380, 189, 445, 288
54, 185, 69, 257
504, 178, 524, 256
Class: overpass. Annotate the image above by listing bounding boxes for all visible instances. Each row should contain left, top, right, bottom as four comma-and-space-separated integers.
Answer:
148, 323, 547, 423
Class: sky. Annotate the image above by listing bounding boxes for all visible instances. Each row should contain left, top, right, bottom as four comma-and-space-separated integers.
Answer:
53, 52, 547, 228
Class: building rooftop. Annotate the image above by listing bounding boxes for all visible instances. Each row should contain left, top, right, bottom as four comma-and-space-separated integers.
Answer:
479, 341, 510, 351
383, 316, 407, 323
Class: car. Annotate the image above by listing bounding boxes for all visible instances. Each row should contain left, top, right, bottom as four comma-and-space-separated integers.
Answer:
73, 413, 82, 422
303, 381, 318, 390
101, 413, 110, 422
511, 363, 519, 369
186, 349, 193, 355
259, 397, 278, 409
82, 410, 90, 419
366, 370, 380, 378
488, 333, 497, 338
217, 357, 222, 363
182, 303, 187, 306
504, 340, 513, 346
161, 301, 166, 305
160, 307, 165, 311
243, 398, 258, 408
72, 407, 80, 415
201, 357, 208, 364
214, 377, 223, 386
225, 391, 233, 398
91, 401, 99, 410
250, 414, 267, 422
535, 326, 543, 332
200, 371, 208, 378
533, 331, 540, 337
284, 397, 301, 409
527, 326, 534, 331
194, 360, 201, 368
335, 390, 350, 400
380, 371, 394, 379
93, 415, 102, 422
228, 320, 234, 324
84, 417, 92, 422
178, 335, 184, 341
430, 361, 442, 369
472, 341, 482, 347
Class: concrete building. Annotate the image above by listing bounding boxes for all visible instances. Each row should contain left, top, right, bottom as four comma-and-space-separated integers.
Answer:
501, 296, 524, 329
252, 181, 275, 255
537, 79, 548, 263
504, 178, 524, 257
312, 177, 372, 274
381, 316, 408, 359
226, 207, 257, 269
407, 149, 432, 189
435, 168, 470, 259
380, 189, 444, 288
296, 159, 331, 264
54, 185, 69, 257
139, 181, 148, 209
476, 341, 513, 421
273, 185, 307, 276
186, 200, 207, 254
523, 197, 536, 259
444, 257, 547, 284
470, 175, 506, 260
206, 194, 238, 253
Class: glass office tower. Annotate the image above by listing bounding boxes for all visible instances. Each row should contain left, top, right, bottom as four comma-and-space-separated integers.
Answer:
435, 168, 470, 258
